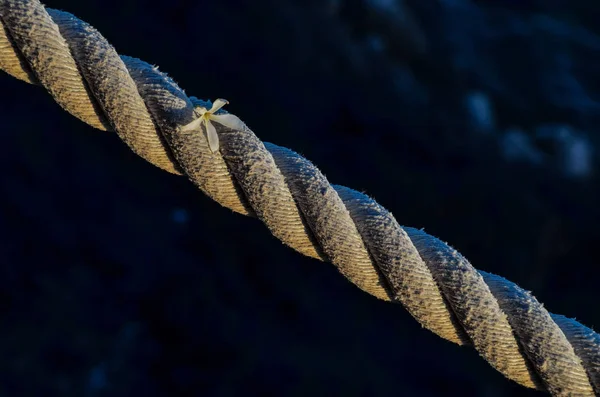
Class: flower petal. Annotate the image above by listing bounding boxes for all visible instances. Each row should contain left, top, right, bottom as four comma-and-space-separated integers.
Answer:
194, 106, 208, 116
180, 118, 202, 132
209, 98, 229, 113
210, 113, 246, 131
205, 120, 220, 153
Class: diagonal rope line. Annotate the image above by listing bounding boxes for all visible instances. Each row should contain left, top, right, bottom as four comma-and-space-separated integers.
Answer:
0, 1, 598, 394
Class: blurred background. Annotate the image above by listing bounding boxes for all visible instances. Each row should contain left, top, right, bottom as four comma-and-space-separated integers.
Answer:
1, 0, 599, 395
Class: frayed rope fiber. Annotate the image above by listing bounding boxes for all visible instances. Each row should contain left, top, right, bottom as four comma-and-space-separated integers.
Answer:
1, 1, 599, 394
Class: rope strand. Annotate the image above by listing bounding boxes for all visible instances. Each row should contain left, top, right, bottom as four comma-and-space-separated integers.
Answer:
1, 1, 598, 394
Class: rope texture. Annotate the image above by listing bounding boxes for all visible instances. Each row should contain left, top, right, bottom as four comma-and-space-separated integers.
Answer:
1, 1, 599, 395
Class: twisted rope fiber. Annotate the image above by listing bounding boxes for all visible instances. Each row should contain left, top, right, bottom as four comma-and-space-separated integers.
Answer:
1, 1, 599, 394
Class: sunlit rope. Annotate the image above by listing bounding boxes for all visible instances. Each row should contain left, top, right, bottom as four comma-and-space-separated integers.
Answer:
1, 1, 598, 394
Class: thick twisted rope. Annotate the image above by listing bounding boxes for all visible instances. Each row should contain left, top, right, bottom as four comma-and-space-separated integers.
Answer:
1, 1, 599, 395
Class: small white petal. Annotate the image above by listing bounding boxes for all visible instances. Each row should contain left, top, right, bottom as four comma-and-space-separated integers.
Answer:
209, 98, 229, 113
180, 118, 202, 132
205, 120, 220, 152
210, 113, 246, 131
194, 106, 208, 116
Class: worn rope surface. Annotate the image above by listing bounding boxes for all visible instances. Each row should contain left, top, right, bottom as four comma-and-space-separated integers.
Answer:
1, 1, 599, 395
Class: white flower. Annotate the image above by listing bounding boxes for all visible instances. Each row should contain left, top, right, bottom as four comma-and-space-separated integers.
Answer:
180, 98, 245, 152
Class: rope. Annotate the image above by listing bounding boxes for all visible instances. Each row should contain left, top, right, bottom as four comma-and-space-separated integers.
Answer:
0, 1, 598, 394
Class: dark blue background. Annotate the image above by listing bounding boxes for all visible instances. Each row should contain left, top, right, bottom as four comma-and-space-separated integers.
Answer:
1, 0, 599, 396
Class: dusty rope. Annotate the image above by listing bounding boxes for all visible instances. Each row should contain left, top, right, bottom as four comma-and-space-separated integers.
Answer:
0, 1, 598, 395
